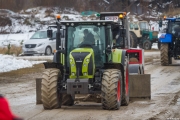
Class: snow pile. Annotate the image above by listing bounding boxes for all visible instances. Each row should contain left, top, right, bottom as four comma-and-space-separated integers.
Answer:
0, 54, 45, 73
0, 32, 34, 47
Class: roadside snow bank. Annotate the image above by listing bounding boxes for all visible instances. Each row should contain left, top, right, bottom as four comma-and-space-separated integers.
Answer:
0, 54, 45, 73
0, 32, 34, 47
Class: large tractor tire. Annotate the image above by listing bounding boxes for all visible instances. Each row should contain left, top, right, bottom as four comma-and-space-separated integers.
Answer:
41, 68, 62, 109
160, 44, 169, 66
130, 32, 138, 48
62, 94, 74, 106
101, 69, 122, 110
143, 40, 152, 50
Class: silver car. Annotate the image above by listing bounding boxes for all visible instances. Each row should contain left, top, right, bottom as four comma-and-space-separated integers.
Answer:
22, 30, 57, 56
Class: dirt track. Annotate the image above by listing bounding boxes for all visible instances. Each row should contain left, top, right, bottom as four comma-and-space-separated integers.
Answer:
0, 51, 180, 120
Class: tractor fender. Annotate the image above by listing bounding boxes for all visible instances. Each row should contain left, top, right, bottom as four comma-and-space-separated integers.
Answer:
159, 33, 172, 43
129, 64, 141, 74
103, 63, 124, 81
53, 51, 64, 65
53, 52, 57, 62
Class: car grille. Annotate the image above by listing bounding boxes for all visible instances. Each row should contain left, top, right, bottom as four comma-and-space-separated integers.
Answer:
24, 51, 37, 54
25, 44, 36, 48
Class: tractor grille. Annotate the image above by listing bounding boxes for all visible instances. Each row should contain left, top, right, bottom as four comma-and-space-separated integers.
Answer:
71, 52, 89, 76
25, 44, 36, 48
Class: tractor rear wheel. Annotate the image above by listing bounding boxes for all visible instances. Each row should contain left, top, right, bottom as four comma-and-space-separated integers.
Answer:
41, 68, 62, 109
101, 69, 122, 110
130, 32, 138, 48
62, 94, 74, 106
161, 44, 169, 66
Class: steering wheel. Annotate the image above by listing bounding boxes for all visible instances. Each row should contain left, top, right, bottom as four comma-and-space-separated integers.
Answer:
78, 43, 93, 48
78, 40, 93, 48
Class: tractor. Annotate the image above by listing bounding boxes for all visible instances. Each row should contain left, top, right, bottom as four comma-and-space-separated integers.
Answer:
159, 17, 180, 66
36, 13, 151, 110
128, 19, 158, 49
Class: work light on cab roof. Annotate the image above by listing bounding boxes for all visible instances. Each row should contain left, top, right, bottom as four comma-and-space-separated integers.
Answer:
119, 12, 126, 19
56, 14, 61, 20
163, 16, 167, 20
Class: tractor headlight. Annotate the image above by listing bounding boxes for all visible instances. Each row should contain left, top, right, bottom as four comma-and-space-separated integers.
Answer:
72, 72, 75, 76
71, 64, 75, 67
70, 58, 73, 63
84, 72, 87, 75
86, 58, 89, 62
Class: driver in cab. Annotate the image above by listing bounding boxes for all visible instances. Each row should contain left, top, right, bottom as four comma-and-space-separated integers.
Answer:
79, 29, 95, 47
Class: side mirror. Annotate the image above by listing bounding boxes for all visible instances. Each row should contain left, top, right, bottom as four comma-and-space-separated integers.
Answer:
47, 29, 53, 38
159, 20, 162, 27
166, 28, 168, 33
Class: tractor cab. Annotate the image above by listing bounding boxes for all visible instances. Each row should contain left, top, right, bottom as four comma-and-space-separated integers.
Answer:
100, 12, 130, 49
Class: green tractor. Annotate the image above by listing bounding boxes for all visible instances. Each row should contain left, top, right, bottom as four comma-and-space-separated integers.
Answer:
37, 13, 151, 110
129, 20, 158, 50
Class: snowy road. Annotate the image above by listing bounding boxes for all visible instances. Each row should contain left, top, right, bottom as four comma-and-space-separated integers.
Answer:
0, 50, 180, 120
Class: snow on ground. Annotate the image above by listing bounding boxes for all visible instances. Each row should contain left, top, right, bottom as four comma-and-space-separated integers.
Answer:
0, 32, 34, 47
0, 54, 46, 73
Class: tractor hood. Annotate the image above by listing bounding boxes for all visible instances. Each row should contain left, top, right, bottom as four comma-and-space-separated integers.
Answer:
69, 48, 95, 79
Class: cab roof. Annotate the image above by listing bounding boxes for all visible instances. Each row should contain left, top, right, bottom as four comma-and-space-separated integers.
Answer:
59, 20, 118, 26
100, 12, 125, 15
165, 18, 180, 22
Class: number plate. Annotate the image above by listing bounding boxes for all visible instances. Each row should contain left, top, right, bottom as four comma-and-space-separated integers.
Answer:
105, 16, 118, 22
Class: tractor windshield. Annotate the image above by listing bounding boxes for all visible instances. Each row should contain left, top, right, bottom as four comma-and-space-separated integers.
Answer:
139, 22, 149, 30
167, 21, 180, 36
66, 25, 108, 67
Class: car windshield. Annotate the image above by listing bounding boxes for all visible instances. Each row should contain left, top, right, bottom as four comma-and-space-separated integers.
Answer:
30, 31, 47, 39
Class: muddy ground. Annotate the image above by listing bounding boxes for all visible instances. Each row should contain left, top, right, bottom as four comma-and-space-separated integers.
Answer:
0, 50, 180, 120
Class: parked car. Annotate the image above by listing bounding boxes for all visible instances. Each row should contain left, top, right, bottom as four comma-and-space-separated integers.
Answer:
22, 29, 63, 56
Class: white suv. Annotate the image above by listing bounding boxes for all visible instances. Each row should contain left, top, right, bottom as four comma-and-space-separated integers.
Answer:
22, 30, 58, 56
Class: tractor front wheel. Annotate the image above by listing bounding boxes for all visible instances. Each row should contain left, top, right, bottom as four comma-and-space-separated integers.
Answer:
41, 68, 62, 109
62, 94, 74, 106
101, 69, 122, 110
160, 44, 169, 66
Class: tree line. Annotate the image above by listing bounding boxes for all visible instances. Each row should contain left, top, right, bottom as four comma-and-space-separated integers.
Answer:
0, 0, 180, 13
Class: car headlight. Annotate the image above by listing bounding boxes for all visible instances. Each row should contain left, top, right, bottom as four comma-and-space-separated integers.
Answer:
37, 43, 45, 47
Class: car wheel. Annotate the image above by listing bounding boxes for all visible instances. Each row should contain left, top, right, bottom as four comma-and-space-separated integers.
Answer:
45, 46, 52, 55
